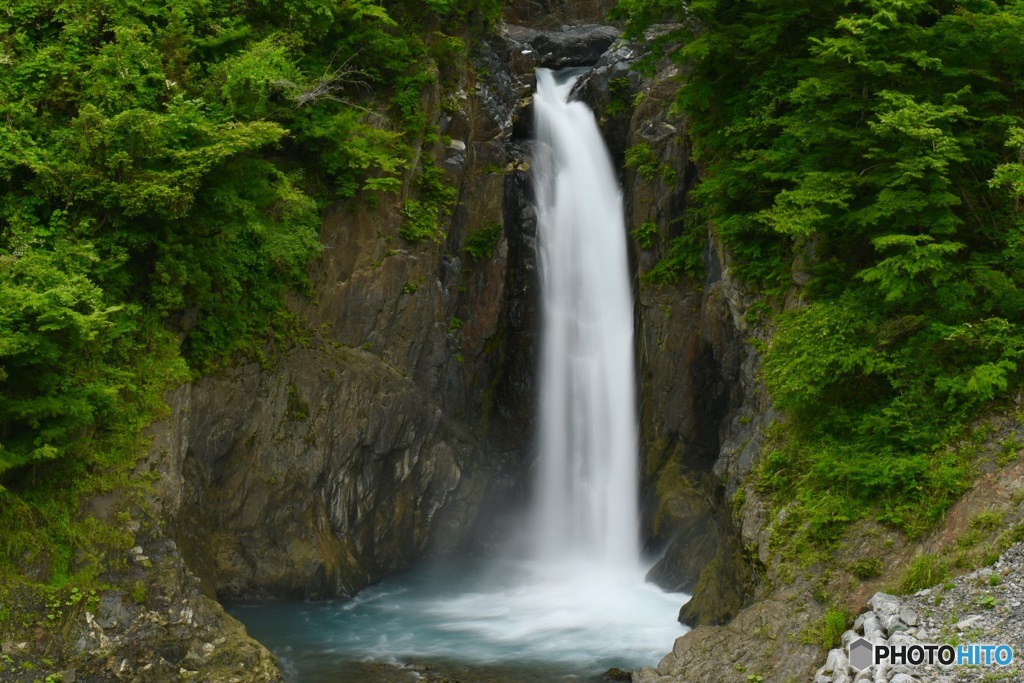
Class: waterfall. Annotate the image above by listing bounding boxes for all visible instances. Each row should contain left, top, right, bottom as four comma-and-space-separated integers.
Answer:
228, 67, 689, 681
531, 67, 640, 568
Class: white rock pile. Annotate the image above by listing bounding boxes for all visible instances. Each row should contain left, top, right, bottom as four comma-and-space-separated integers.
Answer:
815, 541, 1024, 682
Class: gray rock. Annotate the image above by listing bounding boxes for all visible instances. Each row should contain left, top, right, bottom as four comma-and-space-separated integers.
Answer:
853, 669, 875, 682
869, 593, 901, 620
899, 607, 918, 626
862, 614, 885, 643
825, 648, 849, 673
881, 613, 907, 637
631, 667, 664, 683
955, 615, 983, 631
503, 23, 620, 68
855, 611, 876, 631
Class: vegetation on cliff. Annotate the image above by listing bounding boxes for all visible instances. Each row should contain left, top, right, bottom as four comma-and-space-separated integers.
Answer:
615, 0, 1024, 542
0, 0, 500, 605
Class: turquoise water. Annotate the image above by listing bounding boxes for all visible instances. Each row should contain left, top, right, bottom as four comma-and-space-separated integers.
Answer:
229, 558, 688, 683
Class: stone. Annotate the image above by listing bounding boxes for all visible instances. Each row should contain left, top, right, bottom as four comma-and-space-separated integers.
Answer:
862, 614, 885, 643
899, 607, 919, 626
882, 613, 909, 637
842, 629, 860, 648
890, 675, 916, 683
503, 23, 620, 69
887, 633, 918, 648
854, 611, 876, 632
955, 615, 983, 631
868, 593, 901, 620
825, 648, 848, 673
631, 668, 663, 683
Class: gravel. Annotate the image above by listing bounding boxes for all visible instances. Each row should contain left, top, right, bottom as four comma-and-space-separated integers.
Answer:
815, 541, 1024, 682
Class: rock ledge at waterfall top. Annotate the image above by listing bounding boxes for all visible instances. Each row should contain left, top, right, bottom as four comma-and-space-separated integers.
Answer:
504, 23, 621, 68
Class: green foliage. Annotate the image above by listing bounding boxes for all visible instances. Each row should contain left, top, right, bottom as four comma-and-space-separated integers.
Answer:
644, 218, 706, 285
1, 245, 118, 475
848, 557, 883, 580
400, 159, 457, 243
464, 222, 504, 261
0, 0, 493, 600
401, 199, 442, 243
605, 77, 633, 118
632, 221, 659, 249
818, 607, 850, 649
618, 0, 1024, 543
624, 143, 676, 184
900, 553, 950, 594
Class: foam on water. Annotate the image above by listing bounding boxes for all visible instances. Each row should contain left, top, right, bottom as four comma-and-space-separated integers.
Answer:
231, 558, 687, 681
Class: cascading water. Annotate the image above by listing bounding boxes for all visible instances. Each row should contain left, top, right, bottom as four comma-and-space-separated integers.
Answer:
229, 68, 688, 683
531, 67, 640, 568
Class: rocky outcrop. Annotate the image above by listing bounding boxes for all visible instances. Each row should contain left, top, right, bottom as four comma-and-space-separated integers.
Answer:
144, 37, 531, 603
504, 23, 621, 69
150, 347, 491, 600
0, 489, 282, 683
633, 584, 825, 683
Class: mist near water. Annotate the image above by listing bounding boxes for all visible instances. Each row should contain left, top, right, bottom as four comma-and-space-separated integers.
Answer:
229, 67, 689, 682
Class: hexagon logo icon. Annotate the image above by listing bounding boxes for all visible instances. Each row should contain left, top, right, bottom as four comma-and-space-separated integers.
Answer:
849, 637, 873, 671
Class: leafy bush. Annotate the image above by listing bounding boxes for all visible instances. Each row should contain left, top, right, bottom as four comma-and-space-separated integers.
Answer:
819, 607, 850, 649
618, 0, 1024, 544
632, 221, 659, 249
464, 223, 504, 261
0, 0, 494, 589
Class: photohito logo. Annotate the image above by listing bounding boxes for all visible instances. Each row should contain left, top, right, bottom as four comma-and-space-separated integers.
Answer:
848, 637, 1014, 671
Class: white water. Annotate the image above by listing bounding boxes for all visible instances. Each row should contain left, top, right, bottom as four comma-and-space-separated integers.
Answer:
229, 68, 688, 682
531, 67, 640, 567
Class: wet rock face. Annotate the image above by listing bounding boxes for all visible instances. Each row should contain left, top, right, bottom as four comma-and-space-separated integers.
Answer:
504, 24, 621, 69
152, 348, 491, 600
144, 39, 542, 601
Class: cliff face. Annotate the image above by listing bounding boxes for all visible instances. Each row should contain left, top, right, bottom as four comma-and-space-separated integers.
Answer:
146, 43, 529, 602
